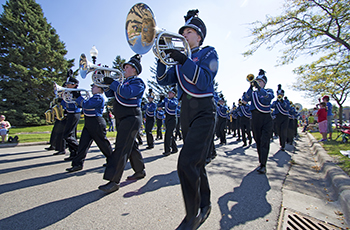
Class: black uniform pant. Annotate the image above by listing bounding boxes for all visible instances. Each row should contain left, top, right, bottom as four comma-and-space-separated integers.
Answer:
164, 114, 177, 153
63, 113, 80, 157
54, 119, 67, 151
236, 117, 241, 138
251, 110, 273, 167
145, 116, 155, 148
103, 113, 145, 183
275, 113, 289, 148
217, 116, 227, 144
49, 119, 60, 147
175, 117, 182, 140
240, 116, 252, 144
231, 118, 237, 136
178, 95, 215, 222
72, 116, 112, 167
156, 118, 163, 139
286, 118, 295, 144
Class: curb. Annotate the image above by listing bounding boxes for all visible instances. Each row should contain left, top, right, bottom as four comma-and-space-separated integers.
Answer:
306, 133, 350, 224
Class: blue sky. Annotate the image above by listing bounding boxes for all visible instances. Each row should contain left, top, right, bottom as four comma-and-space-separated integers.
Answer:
1, 0, 334, 109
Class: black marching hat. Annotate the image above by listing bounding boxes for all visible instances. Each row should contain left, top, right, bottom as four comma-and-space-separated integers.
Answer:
169, 86, 177, 95
147, 89, 155, 99
123, 54, 142, 75
277, 84, 284, 95
255, 69, 267, 84
179, 9, 207, 46
66, 69, 79, 85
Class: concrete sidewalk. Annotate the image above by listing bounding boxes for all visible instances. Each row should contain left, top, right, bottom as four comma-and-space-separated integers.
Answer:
0, 132, 349, 229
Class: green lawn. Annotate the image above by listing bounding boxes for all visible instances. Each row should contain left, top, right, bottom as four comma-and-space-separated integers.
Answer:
311, 130, 350, 175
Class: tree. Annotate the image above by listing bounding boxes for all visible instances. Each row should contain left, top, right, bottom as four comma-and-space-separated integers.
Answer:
0, 0, 74, 126
243, 0, 350, 124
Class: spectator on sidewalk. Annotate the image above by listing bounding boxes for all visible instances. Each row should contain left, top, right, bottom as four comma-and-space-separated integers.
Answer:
0, 115, 11, 143
316, 102, 328, 142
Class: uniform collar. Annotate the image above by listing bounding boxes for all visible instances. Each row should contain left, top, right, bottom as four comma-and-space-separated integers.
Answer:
191, 47, 200, 54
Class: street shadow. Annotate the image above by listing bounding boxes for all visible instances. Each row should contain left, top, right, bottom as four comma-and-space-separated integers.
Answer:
123, 170, 179, 198
269, 150, 291, 167
0, 149, 48, 158
0, 159, 68, 175
224, 145, 251, 156
218, 170, 271, 229
0, 166, 105, 195
0, 154, 56, 164
0, 190, 105, 229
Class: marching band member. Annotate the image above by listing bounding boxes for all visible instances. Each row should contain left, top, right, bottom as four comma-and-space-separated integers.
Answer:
175, 104, 183, 141
238, 97, 252, 147
230, 103, 238, 137
157, 87, 178, 156
271, 85, 290, 151
216, 96, 228, 145
142, 89, 157, 149
234, 99, 243, 141
66, 82, 112, 172
242, 69, 274, 174
99, 54, 146, 193
156, 107, 165, 140
286, 101, 296, 145
62, 74, 82, 161
156, 9, 218, 229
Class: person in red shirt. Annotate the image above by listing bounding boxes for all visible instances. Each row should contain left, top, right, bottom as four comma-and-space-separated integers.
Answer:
316, 102, 327, 141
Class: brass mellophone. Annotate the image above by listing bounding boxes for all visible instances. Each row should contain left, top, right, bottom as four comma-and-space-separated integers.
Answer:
125, 3, 191, 66
79, 54, 124, 87
54, 82, 90, 103
277, 95, 283, 100
44, 98, 65, 123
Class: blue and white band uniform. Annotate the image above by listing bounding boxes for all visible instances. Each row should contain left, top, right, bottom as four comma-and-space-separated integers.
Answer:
143, 102, 156, 117
76, 93, 104, 117
242, 87, 274, 113
157, 46, 219, 99
158, 98, 178, 116
105, 76, 145, 107
217, 104, 228, 118
271, 99, 290, 116
288, 107, 296, 119
240, 104, 252, 119
61, 100, 81, 113
156, 110, 165, 120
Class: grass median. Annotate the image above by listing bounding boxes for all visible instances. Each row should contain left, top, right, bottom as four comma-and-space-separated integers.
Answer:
310, 131, 350, 175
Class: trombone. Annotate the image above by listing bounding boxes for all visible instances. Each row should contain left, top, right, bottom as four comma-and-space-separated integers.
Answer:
125, 3, 191, 66
79, 53, 124, 87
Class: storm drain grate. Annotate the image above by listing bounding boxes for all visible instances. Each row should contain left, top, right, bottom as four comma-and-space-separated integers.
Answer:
279, 208, 344, 230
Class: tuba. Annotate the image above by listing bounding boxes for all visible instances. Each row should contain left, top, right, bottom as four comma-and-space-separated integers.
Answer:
53, 82, 90, 103
294, 103, 303, 112
79, 54, 124, 87
125, 3, 191, 66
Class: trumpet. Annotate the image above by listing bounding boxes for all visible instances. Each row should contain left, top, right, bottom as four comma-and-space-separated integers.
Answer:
246, 74, 255, 82
125, 3, 191, 66
54, 82, 90, 103
79, 54, 124, 87
277, 94, 283, 100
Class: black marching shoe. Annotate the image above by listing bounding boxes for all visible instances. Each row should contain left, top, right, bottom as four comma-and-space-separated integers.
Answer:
64, 156, 75, 161
163, 152, 171, 156
280, 147, 285, 151
242, 142, 247, 147
171, 149, 178, 154
127, 170, 146, 180
98, 181, 120, 193
176, 215, 202, 230
199, 204, 211, 227
45, 146, 55, 151
146, 146, 154, 149
66, 165, 83, 173
257, 165, 266, 174
53, 151, 65, 155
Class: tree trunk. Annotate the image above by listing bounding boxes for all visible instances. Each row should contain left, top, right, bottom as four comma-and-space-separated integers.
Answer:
339, 105, 343, 125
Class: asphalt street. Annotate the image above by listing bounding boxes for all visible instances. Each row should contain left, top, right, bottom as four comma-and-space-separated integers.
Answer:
0, 132, 347, 229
